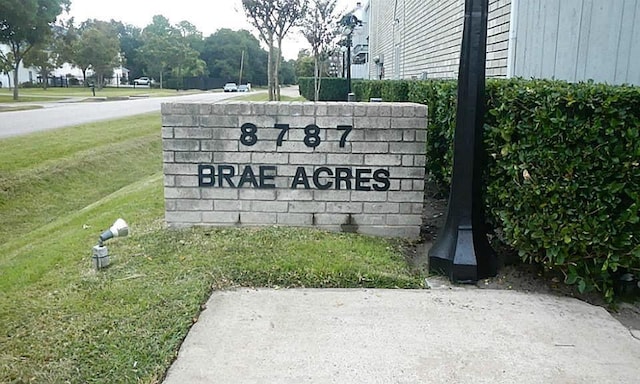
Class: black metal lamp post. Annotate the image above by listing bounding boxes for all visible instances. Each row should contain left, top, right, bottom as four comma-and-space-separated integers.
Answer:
428, 0, 497, 282
340, 14, 361, 101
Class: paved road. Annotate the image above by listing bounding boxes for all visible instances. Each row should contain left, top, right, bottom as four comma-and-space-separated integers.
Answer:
0, 91, 239, 138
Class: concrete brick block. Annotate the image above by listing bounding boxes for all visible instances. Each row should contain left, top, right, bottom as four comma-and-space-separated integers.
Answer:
315, 103, 328, 116
175, 152, 212, 163
303, 102, 315, 116
200, 115, 239, 128
276, 189, 314, 201
388, 191, 423, 203
325, 126, 364, 142
174, 127, 212, 139
350, 191, 388, 202
163, 151, 174, 163
201, 188, 239, 200
165, 187, 201, 199
354, 117, 391, 129
288, 201, 326, 213
214, 200, 251, 211
313, 190, 351, 201
365, 129, 403, 142
165, 199, 176, 211
327, 154, 364, 165
416, 130, 427, 143
199, 104, 212, 115
352, 214, 385, 225
176, 175, 199, 187
386, 214, 423, 226
164, 175, 175, 187
161, 103, 173, 115
214, 152, 251, 164
415, 155, 427, 167
176, 199, 213, 211
239, 189, 277, 200
289, 103, 303, 116
314, 213, 349, 225
251, 152, 289, 164
402, 155, 414, 166
252, 201, 289, 213
164, 163, 198, 175
364, 203, 400, 214
211, 128, 241, 141
326, 202, 363, 213
392, 118, 426, 129
201, 140, 238, 152
242, 140, 277, 152
389, 166, 425, 179
320, 142, 353, 153
163, 139, 200, 151
163, 115, 199, 127
289, 153, 326, 165
240, 212, 277, 224
351, 142, 388, 154
399, 203, 413, 214
413, 180, 425, 191
166, 211, 202, 223
162, 127, 174, 138
202, 211, 241, 224
401, 179, 413, 191
277, 213, 313, 226
364, 154, 402, 166
354, 104, 367, 117
264, 103, 279, 116
315, 116, 353, 128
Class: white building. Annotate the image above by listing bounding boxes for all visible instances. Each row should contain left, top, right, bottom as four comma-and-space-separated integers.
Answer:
356, 0, 640, 85
0, 45, 38, 88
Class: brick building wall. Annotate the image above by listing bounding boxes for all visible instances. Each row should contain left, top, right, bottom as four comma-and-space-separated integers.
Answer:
368, 0, 511, 80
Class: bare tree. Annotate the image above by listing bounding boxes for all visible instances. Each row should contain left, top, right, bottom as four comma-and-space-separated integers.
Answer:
242, 0, 307, 101
301, 0, 339, 101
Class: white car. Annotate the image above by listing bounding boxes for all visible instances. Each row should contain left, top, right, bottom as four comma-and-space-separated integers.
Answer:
238, 84, 250, 92
223, 82, 238, 92
133, 77, 151, 85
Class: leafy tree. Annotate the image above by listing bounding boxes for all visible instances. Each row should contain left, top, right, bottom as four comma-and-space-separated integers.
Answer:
74, 20, 120, 88
242, 0, 307, 100
109, 20, 143, 81
201, 29, 268, 85
0, 0, 70, 99
294, 49, 314, 78
137, 16, 205, 88
301, 0, 340, 101
22, 42, 57, 89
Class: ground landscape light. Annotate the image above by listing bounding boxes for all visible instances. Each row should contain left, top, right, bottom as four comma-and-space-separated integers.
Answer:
92, 218, 129, 270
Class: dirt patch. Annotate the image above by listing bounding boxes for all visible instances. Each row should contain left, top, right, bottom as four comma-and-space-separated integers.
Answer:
410, 192, 640, 333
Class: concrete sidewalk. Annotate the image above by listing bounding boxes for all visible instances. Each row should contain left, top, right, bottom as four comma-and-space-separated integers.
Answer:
163, 286, 640, 384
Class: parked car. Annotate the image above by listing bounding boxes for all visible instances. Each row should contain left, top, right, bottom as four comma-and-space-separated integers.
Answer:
238, 84, 250, 92
133, 77, 151, 85
223, 82, 238, 92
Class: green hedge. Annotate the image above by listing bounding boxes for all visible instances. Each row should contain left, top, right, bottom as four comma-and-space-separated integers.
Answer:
357, 78, 640, 301
298, 77, 350, 101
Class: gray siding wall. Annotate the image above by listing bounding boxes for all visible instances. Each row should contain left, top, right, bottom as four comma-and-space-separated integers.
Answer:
368, 0, 511, 80
513, 0, 640, 85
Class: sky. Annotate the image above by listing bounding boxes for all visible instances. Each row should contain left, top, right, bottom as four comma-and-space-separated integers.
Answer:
64, 0, 362, 60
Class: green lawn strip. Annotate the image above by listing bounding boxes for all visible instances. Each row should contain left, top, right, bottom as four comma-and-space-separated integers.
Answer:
0, 174, 423, 383
0, 114, 161, 245
0, 105, 43, 112
0, 94, 67, 103
0, 87, 192, 99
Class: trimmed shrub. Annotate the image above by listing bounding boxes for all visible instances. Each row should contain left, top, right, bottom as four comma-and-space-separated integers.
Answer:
298, 77, 349, 101
379, 77, 640, 301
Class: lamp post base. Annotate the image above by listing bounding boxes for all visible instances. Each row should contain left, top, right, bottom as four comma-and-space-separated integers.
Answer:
428, 225, 496, 283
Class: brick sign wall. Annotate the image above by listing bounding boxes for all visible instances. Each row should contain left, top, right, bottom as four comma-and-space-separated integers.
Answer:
161, 101, 427, 239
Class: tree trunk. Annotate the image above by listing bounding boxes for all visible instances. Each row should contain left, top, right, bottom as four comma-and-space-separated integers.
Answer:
275, 40, 282, 101
267, 44, 274, 101
314, 54, 320, 101
42, 70, 49, 90
12, 61, 19, 100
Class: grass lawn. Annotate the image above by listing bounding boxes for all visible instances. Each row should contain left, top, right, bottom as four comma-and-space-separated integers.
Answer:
0, 114, 425, 383
0, 87, 189, 102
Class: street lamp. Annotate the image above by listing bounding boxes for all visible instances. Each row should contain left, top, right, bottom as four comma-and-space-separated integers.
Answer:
427, 0, 497, 282
340, 13, 361, 101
